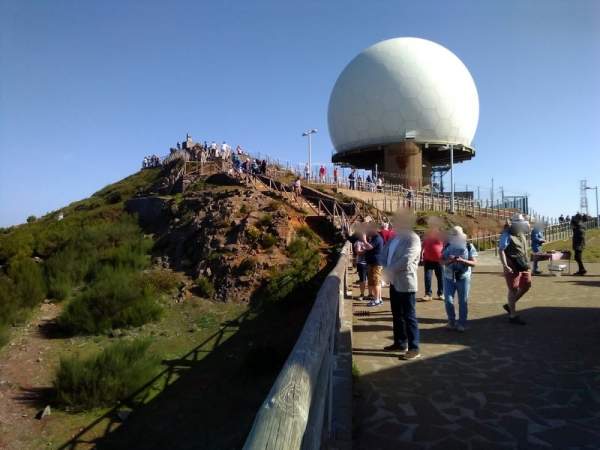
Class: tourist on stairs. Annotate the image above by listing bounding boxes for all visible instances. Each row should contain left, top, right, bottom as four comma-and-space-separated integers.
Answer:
441, 226, 478, 332
382, 211, 421, 360
499, 214, 532, 325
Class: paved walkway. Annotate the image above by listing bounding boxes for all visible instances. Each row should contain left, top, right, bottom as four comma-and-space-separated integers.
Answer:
352, 259, 600, 449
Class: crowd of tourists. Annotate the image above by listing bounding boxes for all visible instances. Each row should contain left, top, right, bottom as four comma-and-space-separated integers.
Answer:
349, 210, 589, 361
142, 154, 161, 168
347, 169, 385, 192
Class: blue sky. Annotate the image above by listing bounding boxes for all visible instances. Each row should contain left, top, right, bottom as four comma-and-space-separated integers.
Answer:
1, 0, 599, 226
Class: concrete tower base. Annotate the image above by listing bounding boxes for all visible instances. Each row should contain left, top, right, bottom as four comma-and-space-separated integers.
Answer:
383, 142, 423, 189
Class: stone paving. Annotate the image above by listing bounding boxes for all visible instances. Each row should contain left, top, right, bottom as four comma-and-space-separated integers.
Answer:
352, 257, 600, 450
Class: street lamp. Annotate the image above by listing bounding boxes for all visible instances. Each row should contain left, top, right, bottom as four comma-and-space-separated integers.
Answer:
302, 129, 317, 180
442, 144, 455, 213
585, 186, 599, 223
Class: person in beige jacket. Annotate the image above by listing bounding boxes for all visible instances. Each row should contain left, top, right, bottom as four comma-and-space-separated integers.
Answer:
381, 212, 422, 360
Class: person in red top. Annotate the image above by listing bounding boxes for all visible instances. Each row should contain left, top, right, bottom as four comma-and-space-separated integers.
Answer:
379, 221, 396, 244
420, 225, 444, 301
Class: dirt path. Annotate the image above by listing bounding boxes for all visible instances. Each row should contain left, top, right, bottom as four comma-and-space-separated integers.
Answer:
0, 303, 65, 450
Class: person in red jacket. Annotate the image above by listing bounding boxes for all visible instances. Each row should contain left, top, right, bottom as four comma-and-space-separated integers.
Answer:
420, 225, 444, 301
379, 221, 396, 244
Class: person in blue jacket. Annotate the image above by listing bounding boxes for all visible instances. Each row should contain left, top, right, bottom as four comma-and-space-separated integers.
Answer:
531, 222, 546, 275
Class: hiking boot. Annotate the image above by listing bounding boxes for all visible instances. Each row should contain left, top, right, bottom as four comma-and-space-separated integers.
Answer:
402, 350, 421, 361
502, 304, 510, 315
384, 343, 407, 353
509, 316, 526, 325
533, 270, 543, 276
574, 270, 587, 276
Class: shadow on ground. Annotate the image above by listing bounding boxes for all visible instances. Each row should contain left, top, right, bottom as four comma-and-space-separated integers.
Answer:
353, 306, 600, 449
43, 258, 336, 450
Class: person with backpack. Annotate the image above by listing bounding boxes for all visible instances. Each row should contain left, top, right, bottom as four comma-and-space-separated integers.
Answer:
441, 226, 478, 332
499, 213, 532, 325
362, 223, 385, 307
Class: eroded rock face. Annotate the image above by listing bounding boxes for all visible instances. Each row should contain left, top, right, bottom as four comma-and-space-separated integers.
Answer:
138, 176, 297, 303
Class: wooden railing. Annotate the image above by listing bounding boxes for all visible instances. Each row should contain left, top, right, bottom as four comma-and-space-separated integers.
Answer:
243, 242, 352, 450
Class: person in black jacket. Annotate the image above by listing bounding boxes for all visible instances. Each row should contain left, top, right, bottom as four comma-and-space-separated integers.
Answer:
572, 219, 587, 275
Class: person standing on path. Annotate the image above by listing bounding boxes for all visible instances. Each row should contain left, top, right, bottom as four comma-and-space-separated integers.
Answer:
420, 222, 444, 301
363, 224, 385, 307
531, 222, 546, 275
572, 218, 587, 275
441, 226, 478, 332
353, 229, 369, 301
382, 212, 422, 360
499, 214, 532, 325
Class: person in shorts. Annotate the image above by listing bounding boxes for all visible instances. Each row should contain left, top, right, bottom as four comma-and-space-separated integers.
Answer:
363, 224, 384, 306
499, 214, 532, 325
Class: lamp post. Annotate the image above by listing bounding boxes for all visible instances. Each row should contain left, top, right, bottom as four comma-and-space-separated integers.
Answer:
585, 186, 599, 224
442, 144, 455, 213
302, 129, 317, 180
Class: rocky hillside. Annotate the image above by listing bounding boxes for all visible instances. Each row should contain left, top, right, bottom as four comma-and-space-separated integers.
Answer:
128, 171, 324, 303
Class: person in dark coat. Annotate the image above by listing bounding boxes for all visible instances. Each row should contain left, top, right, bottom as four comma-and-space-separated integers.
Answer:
572, 219, 587, 275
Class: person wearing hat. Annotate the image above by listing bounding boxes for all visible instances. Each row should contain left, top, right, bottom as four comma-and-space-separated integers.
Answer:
441, 226, 478, 332
499, 213, 532, 325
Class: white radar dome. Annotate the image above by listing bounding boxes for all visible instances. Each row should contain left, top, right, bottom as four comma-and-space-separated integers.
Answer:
328, 37, 479, 153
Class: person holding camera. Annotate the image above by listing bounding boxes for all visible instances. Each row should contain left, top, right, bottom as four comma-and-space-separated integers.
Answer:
441, 226, 478, 332
499, 214, 532, 325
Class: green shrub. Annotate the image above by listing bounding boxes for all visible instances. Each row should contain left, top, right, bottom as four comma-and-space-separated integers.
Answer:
0, 275, 18, 324
8, 256, 46, 308
27, 215, 37, 223
257, 214, 273, 228
296, 225, 319, 244
260, 233, 277, 249
53, 339, 158, 410
0, 323, 9, 348
0, 229, 34, 262
141, 269, 183, 294
59, 268, 162, 335
267, 200, 282, 211
237, 257, 258, 275
195, 276, 215, 298
258, 238, 321, 304
245, 225, 261, 243
47, 273, 72, 301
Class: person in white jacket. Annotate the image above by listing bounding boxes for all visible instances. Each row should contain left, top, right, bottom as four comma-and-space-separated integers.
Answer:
381, 211, 422, 360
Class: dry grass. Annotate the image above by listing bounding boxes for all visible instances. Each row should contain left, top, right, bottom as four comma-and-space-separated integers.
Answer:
544, 228, 600, 262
